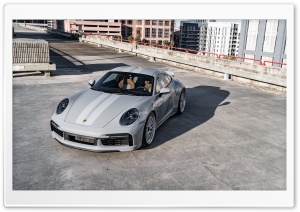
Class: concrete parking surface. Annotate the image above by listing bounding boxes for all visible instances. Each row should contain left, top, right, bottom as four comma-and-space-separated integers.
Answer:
13, 25, 286, 190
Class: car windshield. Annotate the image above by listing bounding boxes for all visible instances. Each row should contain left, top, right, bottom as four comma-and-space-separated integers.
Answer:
91, 71, 154, 96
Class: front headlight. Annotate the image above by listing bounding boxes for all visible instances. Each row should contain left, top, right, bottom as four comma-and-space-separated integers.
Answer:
56, 98, 69, 114
120, 108, 139, 125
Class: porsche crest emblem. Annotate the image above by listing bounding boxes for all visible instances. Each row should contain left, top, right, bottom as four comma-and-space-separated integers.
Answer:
83, 118, 87, 123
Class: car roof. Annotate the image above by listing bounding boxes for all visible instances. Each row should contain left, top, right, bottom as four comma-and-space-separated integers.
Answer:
109, 66, 165, 77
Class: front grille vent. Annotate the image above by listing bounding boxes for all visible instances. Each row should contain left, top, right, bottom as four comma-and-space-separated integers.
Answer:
101, 134, 133, 146
50, 121, 63, 137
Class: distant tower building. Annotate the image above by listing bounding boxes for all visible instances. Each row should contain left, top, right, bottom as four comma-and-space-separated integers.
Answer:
238, 20, 287, 68
202, 22, 240, 56
47, 20, 54, 29
190, 19, 215, 23
179, 20, 240, 55
179, 21, 201, 50
195, 20, 209, 23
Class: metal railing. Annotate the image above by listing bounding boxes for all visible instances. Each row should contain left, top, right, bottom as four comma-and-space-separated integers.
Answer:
82, 33, 287, 68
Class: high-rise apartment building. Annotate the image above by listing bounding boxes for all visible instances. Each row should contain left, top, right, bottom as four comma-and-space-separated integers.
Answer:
179, 21, 201, 50
202, 22, 240, 56
179, 20, 240, 56
238, 20, 287, 68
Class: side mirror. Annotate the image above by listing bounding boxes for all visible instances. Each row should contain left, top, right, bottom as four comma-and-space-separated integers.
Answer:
88, 79, 96, 87
159, 87, 171, 96
219, 102, 230, 106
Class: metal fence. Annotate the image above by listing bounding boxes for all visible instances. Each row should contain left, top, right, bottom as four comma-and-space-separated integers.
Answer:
82, 33, 287, 68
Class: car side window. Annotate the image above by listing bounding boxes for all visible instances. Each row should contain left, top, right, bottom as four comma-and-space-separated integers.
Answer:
155, 74, 172, 94
103, 73, 118, 83
165, 75, 172, 85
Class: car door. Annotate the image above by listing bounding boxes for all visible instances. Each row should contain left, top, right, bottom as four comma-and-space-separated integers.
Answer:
154, 74, 173, 125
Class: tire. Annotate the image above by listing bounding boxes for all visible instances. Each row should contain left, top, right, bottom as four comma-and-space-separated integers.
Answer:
177, 89, 186, 114
142, 112, 156, 147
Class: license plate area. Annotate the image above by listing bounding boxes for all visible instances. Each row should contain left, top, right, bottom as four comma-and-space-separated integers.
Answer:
64, 133, 96, 145
75, 136, 95, 144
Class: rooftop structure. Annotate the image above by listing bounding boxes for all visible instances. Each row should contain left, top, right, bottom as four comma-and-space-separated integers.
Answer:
238, 19, 287, 68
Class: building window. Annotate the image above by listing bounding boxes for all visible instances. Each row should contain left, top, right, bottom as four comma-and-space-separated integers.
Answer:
165, 21, 169, 26
145, 28, 150, 38
136, 28, 141, 36
121, 20, 125, 24
245, 20, 259, 51
164, 29, 169, 38
127, 20, 132, 25
136, 20, 142, 25
244, 54, 255, 63
145, 20, 150, 25
158, 21, 163, 26
152, 28, 157, 38
152, 20, 157, 25
158, 28, 163, 38
158, 40, 162, 45
263, 20, 279, 53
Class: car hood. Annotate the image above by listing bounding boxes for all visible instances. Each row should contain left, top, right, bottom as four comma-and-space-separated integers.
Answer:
65, 89, 145, 128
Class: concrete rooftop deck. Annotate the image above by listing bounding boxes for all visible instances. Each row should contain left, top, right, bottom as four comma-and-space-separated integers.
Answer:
13, 25, 286, 190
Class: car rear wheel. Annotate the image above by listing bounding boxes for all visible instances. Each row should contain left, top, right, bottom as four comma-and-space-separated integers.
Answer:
177, 89, 186, 114
142, 112, 156, 146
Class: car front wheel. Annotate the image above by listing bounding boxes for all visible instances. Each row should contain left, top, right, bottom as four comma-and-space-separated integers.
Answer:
177, 89, 186, 114
142, 112, 156, 147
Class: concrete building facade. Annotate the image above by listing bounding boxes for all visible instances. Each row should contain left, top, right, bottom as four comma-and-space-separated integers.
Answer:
120, 20, 174, 44
238, 20, 287, 68
54, 20, 121, 36
53, 19, 174, 44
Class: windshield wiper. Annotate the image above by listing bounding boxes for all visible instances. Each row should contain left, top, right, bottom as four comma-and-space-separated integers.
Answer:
93, 87, 140, 96
95, 87, 122, 94
119, 88, 136, 96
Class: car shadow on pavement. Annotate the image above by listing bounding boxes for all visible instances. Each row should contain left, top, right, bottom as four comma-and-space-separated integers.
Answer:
49, 48, 130, 75
145, 85, 230, 150
51, 63, 129, 76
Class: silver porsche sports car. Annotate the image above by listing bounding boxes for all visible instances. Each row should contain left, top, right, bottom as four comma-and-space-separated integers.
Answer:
50, 66, 186, 152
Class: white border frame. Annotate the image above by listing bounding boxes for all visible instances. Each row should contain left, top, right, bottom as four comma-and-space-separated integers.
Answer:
4, 3, 294, 207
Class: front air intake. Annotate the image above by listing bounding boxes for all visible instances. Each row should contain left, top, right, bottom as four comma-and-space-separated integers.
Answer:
50, 120, 63, 137
101, 134, 133, 146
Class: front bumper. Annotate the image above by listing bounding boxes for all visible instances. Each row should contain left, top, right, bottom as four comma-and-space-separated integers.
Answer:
50, 119, 145, 152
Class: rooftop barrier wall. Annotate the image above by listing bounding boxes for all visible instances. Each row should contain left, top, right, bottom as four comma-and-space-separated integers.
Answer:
82, 35, 286, 92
